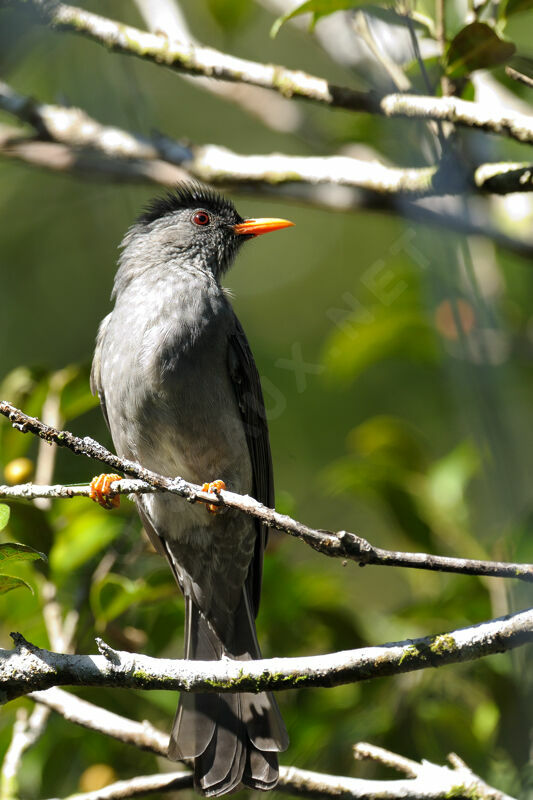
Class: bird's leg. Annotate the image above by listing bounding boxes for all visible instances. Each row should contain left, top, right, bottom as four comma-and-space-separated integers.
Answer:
201, 479, 226, 514
89, 473, 122, 509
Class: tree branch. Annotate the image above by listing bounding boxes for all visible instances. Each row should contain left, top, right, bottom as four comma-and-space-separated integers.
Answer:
30, 688, 515, 800
2, 80, 532, 198
2, 84, 533, 258
9, 0, 533, 145
132, 0, 304, 134
2, 606, 532, 703
1, 401, 532, 582
505, 65, 533, 90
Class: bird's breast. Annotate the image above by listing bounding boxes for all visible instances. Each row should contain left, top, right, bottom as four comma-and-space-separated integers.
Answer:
101, 272, 252, 495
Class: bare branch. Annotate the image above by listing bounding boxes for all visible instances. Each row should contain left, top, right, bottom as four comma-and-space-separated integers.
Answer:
31, 689, 516, 800
133, 0, 303, 134
505, 66, 533, 90
1, 606, 532, 703
31, 687, 170, 755
2, 84, 533, 257
353, 742, 421, 777
0, 706, 50, 800
9, 0, 533, 145
0, 83, 464, 197
38, 763, 514, 800
1, 402, 532, 582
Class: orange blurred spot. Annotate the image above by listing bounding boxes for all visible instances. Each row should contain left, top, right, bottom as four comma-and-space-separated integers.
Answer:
79, 764, 116, 792
435, 299, 475, 341
4, 457, 34, 485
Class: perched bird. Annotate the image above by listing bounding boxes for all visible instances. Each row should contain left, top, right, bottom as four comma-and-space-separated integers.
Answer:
90, 184, 293, 796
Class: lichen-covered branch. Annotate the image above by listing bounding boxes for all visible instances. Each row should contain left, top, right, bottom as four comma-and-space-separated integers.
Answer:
1, 606, 532, 703
3, 80, 532, 198
132, 0, 303, 134
9, 0, 533, 145
30, 688, 515, 800
1, 401, 532, 583
2, 84, 533, 258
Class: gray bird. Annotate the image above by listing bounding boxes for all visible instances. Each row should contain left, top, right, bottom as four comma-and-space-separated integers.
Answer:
90, 184, 292, 796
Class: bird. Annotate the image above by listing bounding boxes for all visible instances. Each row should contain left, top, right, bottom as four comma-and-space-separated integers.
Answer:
90, 183, 293, 796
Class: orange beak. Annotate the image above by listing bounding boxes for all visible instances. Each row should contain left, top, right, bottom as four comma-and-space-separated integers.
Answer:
233, 218, 294, 237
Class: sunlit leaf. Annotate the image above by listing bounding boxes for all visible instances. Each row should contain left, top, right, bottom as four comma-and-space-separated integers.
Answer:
0, 574, 32, 594
0, 542, 46, 564
58, 364, 100, 421
501, 0, 533, 18
49, 508, 124, 576
323, 307, 438, 384
91, 572, 174, 626
445, 23, 515, 79
271, 0, 366, 37
0, 504, 9, 531
357, 5, 434, 35
472, 700, 499, 743
426, 441, 479, 516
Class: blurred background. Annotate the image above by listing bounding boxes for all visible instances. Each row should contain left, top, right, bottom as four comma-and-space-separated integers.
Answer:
0, 0, 532, 797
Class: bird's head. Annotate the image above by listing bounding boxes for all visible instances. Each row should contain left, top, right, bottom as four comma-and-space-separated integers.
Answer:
117, 183, 294, 289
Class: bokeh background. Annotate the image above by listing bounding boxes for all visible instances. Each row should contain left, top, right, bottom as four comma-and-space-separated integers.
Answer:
1, 0, 532, 797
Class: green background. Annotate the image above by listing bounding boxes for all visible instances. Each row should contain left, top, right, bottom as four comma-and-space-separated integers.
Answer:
0, 1, 532, 797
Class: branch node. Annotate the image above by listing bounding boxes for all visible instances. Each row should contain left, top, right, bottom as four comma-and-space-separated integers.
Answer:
10, 632, 34, 651
337, 530, 373, 564
95, 638, 121, 665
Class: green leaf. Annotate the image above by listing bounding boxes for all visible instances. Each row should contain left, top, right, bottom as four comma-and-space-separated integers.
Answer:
205, 0, 251, 32
49, 509, 124, 576
0, 574, 32, 594
58, 364, 99, 421
357, 5, 435, 36
0, 542, 46, 564
323, 307, 437, 384
0, 504, 10, 532
501, 0, 533, 18
91, 573, 174, 626
271, 0, 365, 37
446, 22, 516, 79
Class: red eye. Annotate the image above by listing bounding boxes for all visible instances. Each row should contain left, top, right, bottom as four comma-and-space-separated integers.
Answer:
192, 211, 210, 226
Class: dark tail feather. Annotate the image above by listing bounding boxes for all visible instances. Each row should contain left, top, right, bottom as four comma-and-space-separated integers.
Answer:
168, 595, 289, 796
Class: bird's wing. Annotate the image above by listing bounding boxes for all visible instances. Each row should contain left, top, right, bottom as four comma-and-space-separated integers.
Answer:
90, 313, 112, 430
227, 316, 274, 618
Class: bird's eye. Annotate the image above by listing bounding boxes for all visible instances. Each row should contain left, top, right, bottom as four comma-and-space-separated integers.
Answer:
192, 211, 210, 226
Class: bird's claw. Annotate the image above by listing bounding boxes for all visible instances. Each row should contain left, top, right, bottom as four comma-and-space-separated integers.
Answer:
90, 473, 122, 509
201, 479, 226, 514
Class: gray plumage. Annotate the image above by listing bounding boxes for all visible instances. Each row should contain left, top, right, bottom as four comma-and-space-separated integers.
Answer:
91, 185, 289, 796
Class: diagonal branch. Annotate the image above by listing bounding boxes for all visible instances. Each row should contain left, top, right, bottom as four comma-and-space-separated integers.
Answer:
30, 688, 515, 800
1, 401, 532, 582
9, 0, 533, 145
2, 83, 533, 258
3, 80, 533, 198
2, 606, 532, 703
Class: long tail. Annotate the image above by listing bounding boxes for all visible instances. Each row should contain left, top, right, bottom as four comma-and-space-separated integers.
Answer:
168, 594, 289, 796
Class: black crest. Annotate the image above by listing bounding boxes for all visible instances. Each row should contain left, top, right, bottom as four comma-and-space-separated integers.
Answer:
137, 183, 240, 226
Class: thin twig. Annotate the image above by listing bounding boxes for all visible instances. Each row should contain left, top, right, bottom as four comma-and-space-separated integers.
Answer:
4, 80, 529, 198
8, 0, 533, 145
30, 689, 515, 800
2, 606, 532, 703
1, 402, 532, 582
505, 66, 533, 90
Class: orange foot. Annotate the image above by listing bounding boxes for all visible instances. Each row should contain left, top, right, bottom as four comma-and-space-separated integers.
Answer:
90, 473, 122, 509
201, 479, 226, 514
